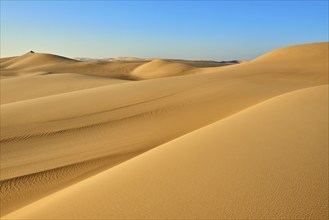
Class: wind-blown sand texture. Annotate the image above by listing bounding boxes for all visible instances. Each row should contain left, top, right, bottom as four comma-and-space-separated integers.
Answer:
0, 42, 328, 219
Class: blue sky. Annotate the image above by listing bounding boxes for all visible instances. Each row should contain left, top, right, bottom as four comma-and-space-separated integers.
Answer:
1, 1, 328, 60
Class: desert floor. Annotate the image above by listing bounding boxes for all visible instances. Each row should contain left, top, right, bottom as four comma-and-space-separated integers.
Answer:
0, 42, 328, 219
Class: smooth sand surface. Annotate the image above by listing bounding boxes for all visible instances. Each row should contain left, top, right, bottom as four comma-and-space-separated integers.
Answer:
0, 42, 328, 219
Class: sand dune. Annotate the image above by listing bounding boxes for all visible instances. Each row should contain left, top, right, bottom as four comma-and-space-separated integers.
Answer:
0, 51, 143, 79
252, 42, 328, 63
0, 42, 328, 219
0, 52, 77, 71
131, 59, 196, 79
4, 85, 327, 219
0, 52, 234, 79
159, 59, 239, 67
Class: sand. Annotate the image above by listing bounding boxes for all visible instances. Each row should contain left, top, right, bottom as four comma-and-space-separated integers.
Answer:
0, 42, 328, 219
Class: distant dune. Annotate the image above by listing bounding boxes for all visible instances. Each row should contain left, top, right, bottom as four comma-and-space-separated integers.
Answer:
1, 51, 77, 70
0, 52, 236, 79
0, 42, 328, 219
131, 59, 196, 79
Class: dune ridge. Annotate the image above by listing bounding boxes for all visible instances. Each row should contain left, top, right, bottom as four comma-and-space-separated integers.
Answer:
0, 42, 328, 219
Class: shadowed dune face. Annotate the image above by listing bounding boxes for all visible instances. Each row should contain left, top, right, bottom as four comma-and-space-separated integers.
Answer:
0, 42, 328, 219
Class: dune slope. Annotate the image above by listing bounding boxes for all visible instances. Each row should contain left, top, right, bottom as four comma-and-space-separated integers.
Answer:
4, 85, 328, 219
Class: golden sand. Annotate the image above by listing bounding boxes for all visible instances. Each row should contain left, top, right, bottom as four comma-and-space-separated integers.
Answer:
1, 42, 328, 219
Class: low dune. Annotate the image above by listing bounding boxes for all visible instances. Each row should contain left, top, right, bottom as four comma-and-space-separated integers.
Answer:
0, 52, 77, 71
131, 59, 196, 79
0, 42, 328, 219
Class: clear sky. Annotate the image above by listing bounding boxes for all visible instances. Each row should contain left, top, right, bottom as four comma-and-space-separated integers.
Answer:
1, 1, 328, 60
